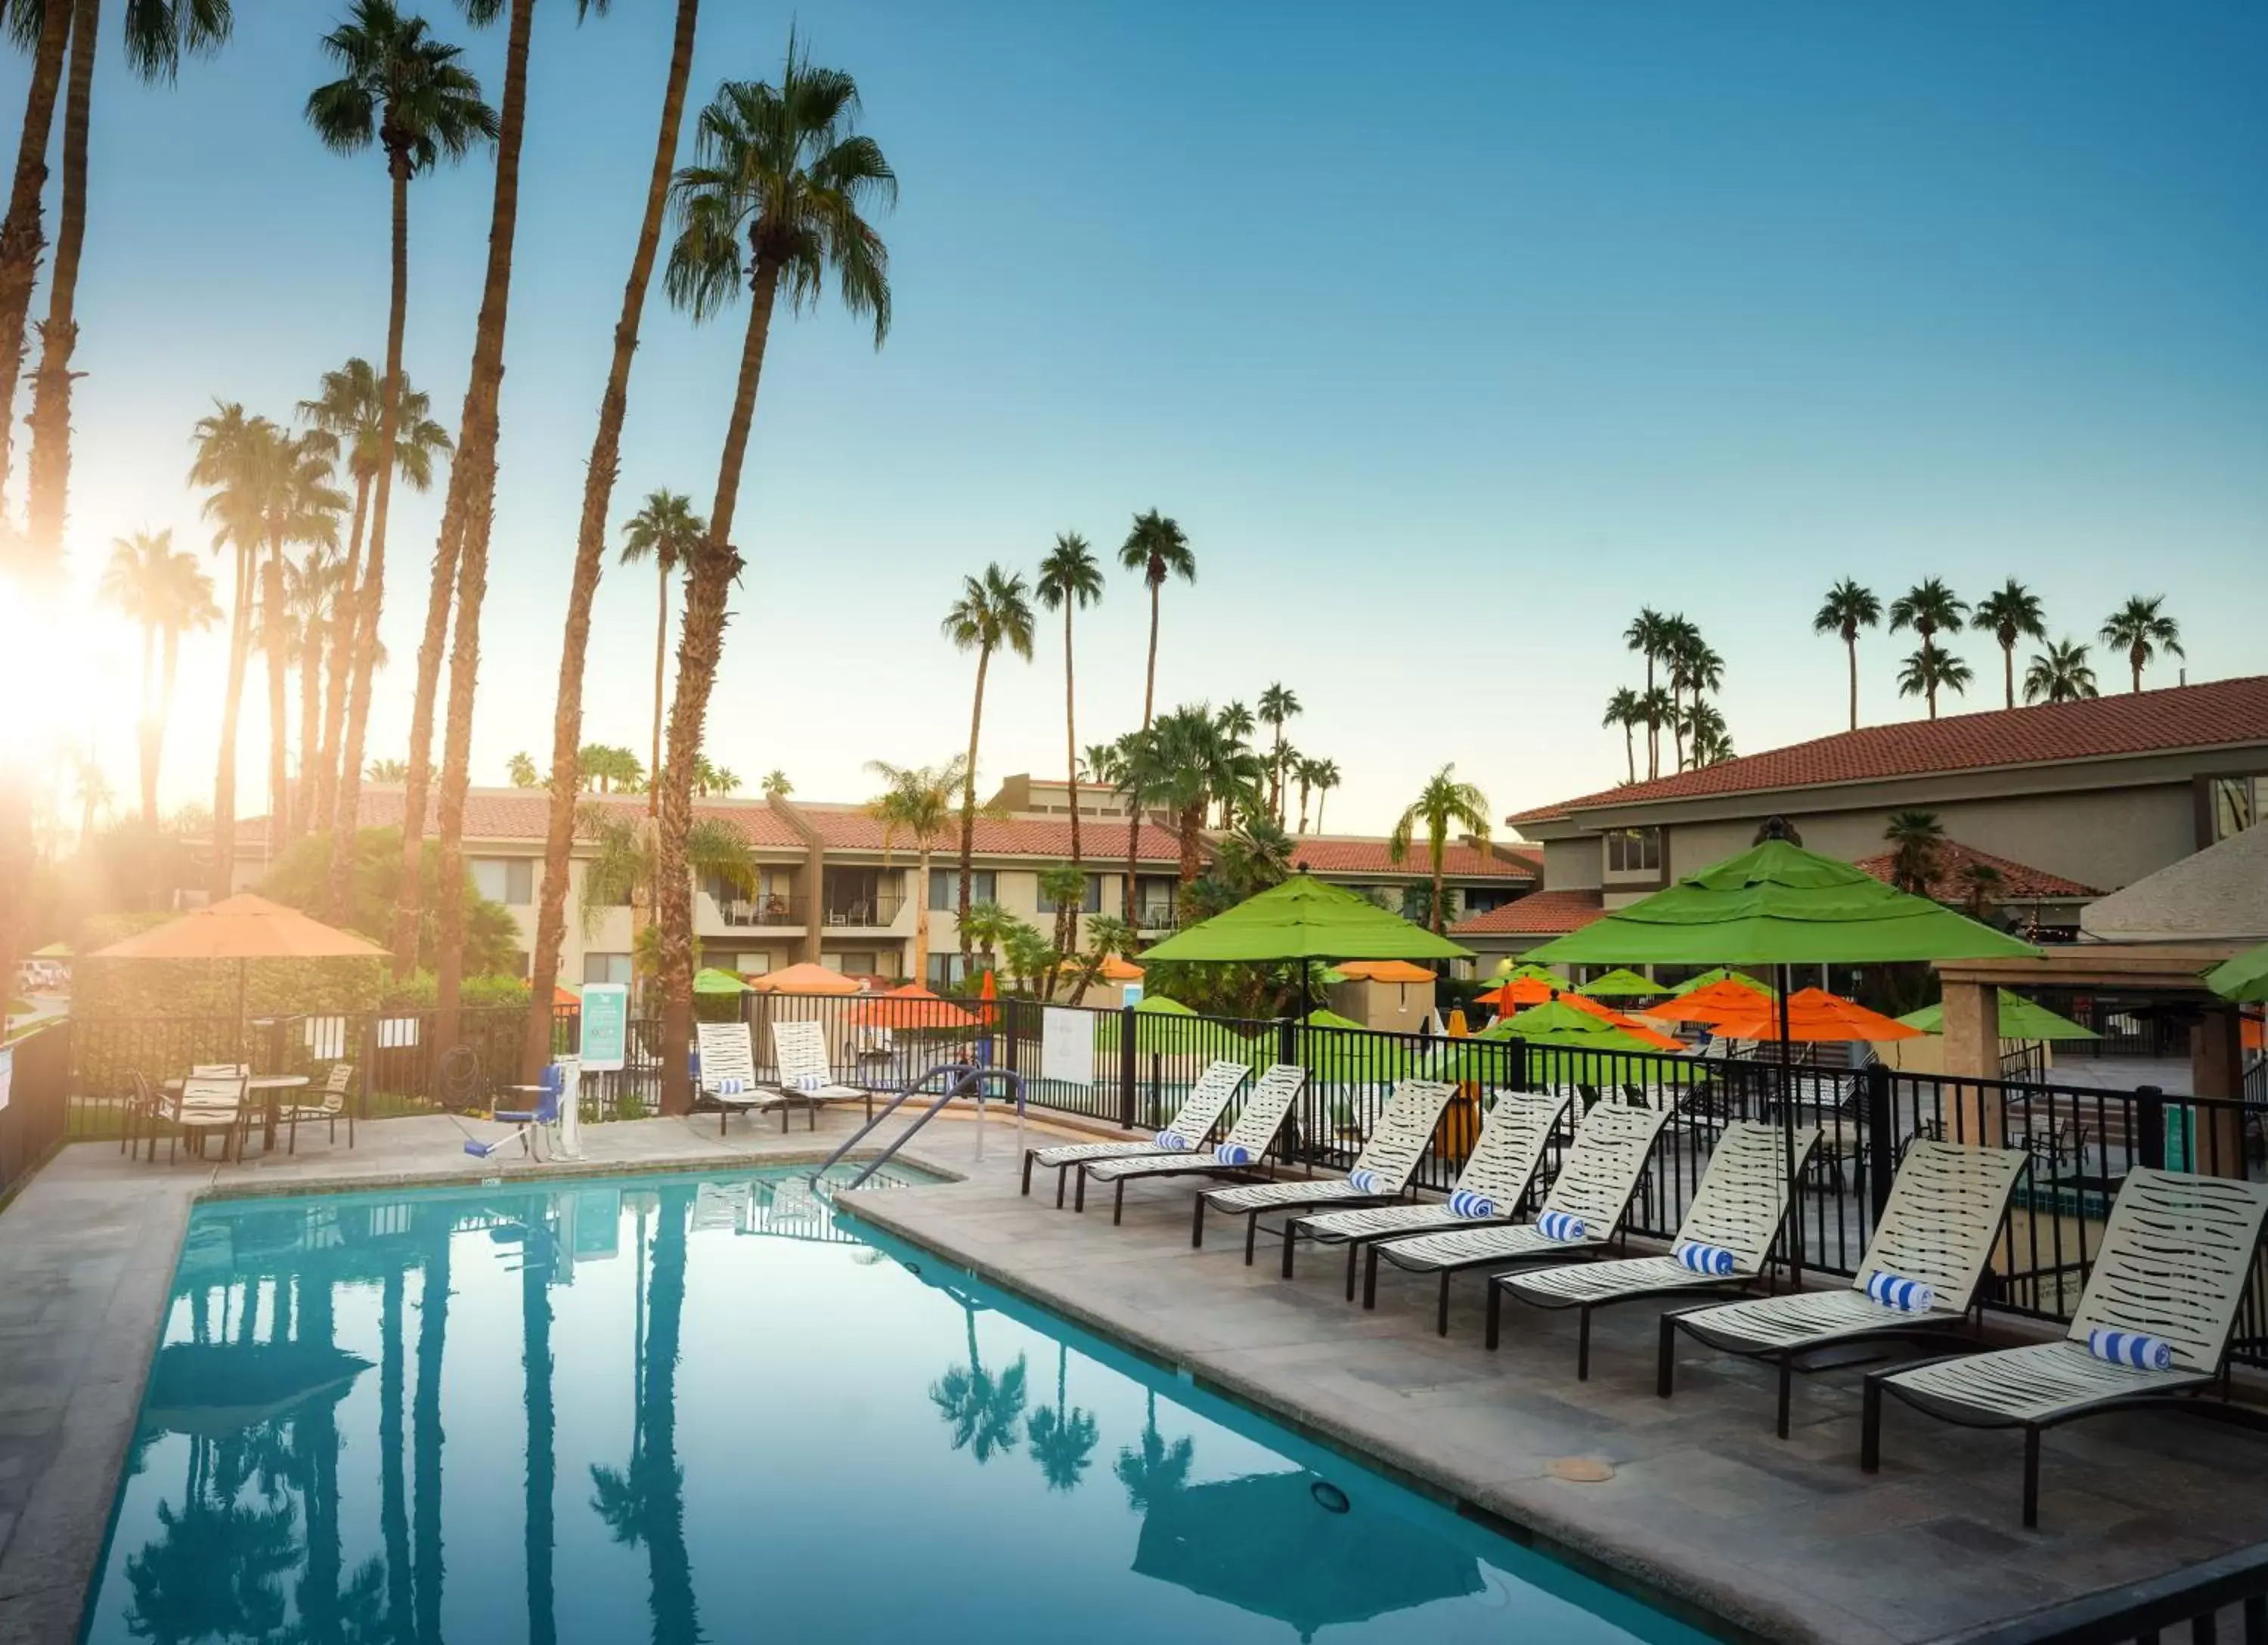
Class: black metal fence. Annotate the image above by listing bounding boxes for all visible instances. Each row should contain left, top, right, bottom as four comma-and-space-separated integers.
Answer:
1, 1021, 70, 1204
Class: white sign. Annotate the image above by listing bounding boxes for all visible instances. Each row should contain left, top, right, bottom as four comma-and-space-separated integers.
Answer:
1122, 981, 1144, 1008
0, 1046, 12, 1114
1040, 1007, 1093, 1087
376, 1016, 420, 1049
304, 1015, 348, 1061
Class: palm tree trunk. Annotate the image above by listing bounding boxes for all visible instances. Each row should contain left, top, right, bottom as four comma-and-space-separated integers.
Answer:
2130, 648, 2143, 693
1061, 603, 1080, 872
432, 0, 538, 1028
1622, 722, 1634, 785
263, 531, 290, 861
956, 646, 990, 971
655, 260, 779, 1117
1315, 786, 1328, 832
1670, 684, 1685, 773
23, 0, 95, 567
520, 1204, 555, 1645
0, 0, 70, 510
649, 559, 668, 817
522, 0, 701, 1080
327, 152, 414, 922
2002, 643, 2015, 711
295, 606, 323, 838
912, 842, 933, 984
1123, 581, 1160, 922
1431, 855, 1446, 934
315, 471, 370, 840
1845, 634, 1858, 731
1176, 801, 1204, 887
1643, 655, 1657, 779
210, 541, 253, 897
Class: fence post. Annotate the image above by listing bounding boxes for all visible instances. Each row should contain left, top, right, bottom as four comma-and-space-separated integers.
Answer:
1117, 1005, 1137, 1130
1509, 1034, 1528, 1094
2136, 1084, 2166, 1171
1864, 1061, 1895, 1225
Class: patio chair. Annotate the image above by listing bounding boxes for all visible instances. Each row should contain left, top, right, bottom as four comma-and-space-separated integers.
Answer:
283, 1062, 358, 1153
1022, 1058, 1250, 1206
1657, 1139, 2028, 1438
1077, 1065, 1309, 1225
760, 1020, 869, 1132
1283, 1089, 1573, 1295
162, 1073, 247, 1163
1862, 1168, 2268, 1526
695, 1021, 770, 1135
1492, 1120, 1822, 1377
1364, 1100, 1675, 1335
121, 1069, 156, 1158
1195, 1080, 1458, 1262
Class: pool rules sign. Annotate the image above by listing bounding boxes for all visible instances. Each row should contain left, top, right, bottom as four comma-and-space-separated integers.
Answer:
1040, 1007, 1092, 1087
580, 984, 629, 1072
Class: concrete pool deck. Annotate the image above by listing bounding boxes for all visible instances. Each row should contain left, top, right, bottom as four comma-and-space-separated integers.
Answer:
2, 1109, 2263, 1644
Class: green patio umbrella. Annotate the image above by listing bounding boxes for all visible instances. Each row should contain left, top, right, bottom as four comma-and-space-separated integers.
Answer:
2205, 940, 2268, 1005
692, 967, 751, 995
1478, 998, 1672, 1053
1297, 1006, 1363, 1031
1095, 993, 1210, 1054
1480, 959, 1558, 983
1668, 966, 1776, 999
1576, 967, 1662, 999
1141, 872, 1468, 1011
1898, 990, 2100, 1041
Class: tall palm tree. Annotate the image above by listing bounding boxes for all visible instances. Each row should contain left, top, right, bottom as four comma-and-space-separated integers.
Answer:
941, 563, 1034, 971
1602, 686, 1641, 785
2099, 595, 2183, 693
1654, 615, 1700, 772
649, 38, 894, 1114
296, 358, 450, 837
99, 529, 215, 831
1117, 707, 1264, 889
519, 0, 701, 1082
1388, 764, 1490, 934
1034, 531, 1102, 875
1681, 698, 1733, 767
1667, 625, 1721, 773
23, 0, 232, 559
0, 0, 72, 509
1896, 646, 1972, 719
866, 757, 963, 986
259, 435, 345, 851
308, 0, 495, 922
1883, 809, 1947, 897
760, 767, 790, 796
1293, 754, 1324, 834
1811, 579, 1880, 733
618, 490, 705, 816
1622, 608, 1675, 777
1306, 757, 1340, 832
1973, 580, 2046, 710
280, 544, 344, 835
1256, 683, 1300, 824
1116, 509, 1194, 909
1637, 686, 1672, 770
2022, 639, 2099, 705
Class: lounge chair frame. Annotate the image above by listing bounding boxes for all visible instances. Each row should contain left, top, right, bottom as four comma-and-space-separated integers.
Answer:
1020, 1059, 1250, 1207
761, 1020, 872, 1132
1076, 1066, 1309, 1225
695, 1021, 769, 1135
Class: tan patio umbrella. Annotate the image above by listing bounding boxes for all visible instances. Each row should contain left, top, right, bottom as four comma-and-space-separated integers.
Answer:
88, 894, 385, 1021
747, 962, 864, 996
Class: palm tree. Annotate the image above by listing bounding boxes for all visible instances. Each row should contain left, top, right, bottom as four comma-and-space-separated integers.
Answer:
1118, 707, 1263, 889
1213, 699, 1254, 748
1682, 699, 1734, 768
1292, 755, 1322, 834
281, 544, 345, 835
506, 751, 539, 787
1656, 615, 1701, 772
307, 0, 495, 924
2022, 639, 2099, 705
958, 899, 1018, 984
1957, 859, 2003, 919
1037, 862, 1088, 994
1670, 633, 1723, 773
23, 0, 233, 562
296, 357, 450, 837
760, 768, 790, 797
576, 804, 754, 996
1387, 764, 1490, 934
867, 757, 962, 988
258, 433, 346, 855
941, 564, 1034, 969
1883, 810, 1947, 897
367, 757, 411, 782
519, 0, 702, 1083
1024, 1344, 1098, 1493
1896, 646, 1972, 719
0, 0, 72, 510
1116, 509, 1195, 910
1601, 686, 1641, 785
1637, 686, 1672, 769
649, 38, 894, 1114
618, 491, 705, 818
1034, 531, 1102, 877
1257, 683, 1300, 825
1811, 579, 1880, 733
1973, 580, 2047, 709
2099, 595, 2184, 693
1306, 757, 1340, 832
100, 530, 215, 832
1622, 609, 1675, 777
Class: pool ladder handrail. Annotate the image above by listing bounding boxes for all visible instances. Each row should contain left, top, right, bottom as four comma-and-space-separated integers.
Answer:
810, 1061, 1027, 1192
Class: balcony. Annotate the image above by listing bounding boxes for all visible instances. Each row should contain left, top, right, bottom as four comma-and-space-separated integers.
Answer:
1134, 899, 1178, 931
816, 891, 905, 930
713, 894, 806, 928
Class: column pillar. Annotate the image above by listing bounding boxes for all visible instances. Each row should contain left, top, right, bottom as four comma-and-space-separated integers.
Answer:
2189, 1005, 2248, 1179
1939, 975, 2003, 1145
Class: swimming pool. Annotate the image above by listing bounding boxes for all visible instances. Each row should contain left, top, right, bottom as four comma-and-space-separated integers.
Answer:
80, 1166, 1717, 1644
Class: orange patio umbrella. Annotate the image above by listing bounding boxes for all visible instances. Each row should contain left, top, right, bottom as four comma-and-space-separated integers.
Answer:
1095, 953, 1144, 983
849, 984, 978, 1030
1704, 987, 1923, 1044
1473, 974, 1554, 1009
748, 962, 864, 996
1648, 978, 1777, 1026
1553, 991, 1687, 1050
975, 968, 998, 1028
89, 893, 385, 1023
1334, 959, 1435, 984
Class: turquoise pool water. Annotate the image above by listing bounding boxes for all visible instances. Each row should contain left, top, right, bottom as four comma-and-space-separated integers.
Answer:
81, 1167, 1715, 1644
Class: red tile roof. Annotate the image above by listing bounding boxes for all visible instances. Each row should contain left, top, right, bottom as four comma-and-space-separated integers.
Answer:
792, 804, 1185, 863
1447, 889, 1605, 936
1508, 675, 2268, 825
1850, 840, 2098, 903
1285, 836, 1538, 882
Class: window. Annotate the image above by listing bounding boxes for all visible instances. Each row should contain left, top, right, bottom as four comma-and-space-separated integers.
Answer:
472, 857, 534, 905
1134, 875, 1178, 928
832, 950, 878, 977
582, 952, 632, 986
733, 953, 771, 975
2211, 775, 2264, 842
1605, 827, 1662, 874
1461, 887, 1516, 916
930, 869, 996, 909
927, 953, 969, 990
1038, 873, 1104, 914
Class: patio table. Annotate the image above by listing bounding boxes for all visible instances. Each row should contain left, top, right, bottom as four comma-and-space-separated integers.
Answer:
163, 1074, 310, 1153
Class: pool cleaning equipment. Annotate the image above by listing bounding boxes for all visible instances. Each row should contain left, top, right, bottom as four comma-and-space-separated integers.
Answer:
452, 1061, 568, 1162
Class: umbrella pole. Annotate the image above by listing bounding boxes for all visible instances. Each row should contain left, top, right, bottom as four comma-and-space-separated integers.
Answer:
1777, 963, 1802, 1285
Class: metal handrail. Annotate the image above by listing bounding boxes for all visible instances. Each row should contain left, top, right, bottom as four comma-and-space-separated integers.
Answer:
810, 1061, 1027, 1193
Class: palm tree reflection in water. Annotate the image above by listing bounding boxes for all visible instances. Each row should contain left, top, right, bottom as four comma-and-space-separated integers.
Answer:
930, 1285, 1030, 1464
1025, 1342, 1099, 1492
1115, 1391, 1195, 1513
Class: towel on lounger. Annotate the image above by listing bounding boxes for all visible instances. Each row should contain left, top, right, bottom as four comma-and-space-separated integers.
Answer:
1213, 1142, 1253, 1166
1348, 1168, 1382, 1194
1154, 1129, 1189, 1151
1674, 1241, 1737, 1276
1537, 1210, 1587, 1242
1865, 1271, 1935, 1313
1448, 1188, 1497, 1219
792, 1073, 826, 1094
2087, 1327, 2174, 1371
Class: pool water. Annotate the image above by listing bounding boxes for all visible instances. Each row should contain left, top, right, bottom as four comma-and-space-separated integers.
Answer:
81, 1167, 1715, 1644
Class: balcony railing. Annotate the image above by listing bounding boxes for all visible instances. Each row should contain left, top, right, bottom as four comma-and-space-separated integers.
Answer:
817, 892, 905, 928
713, 894, 805, 928
1134, 900, 1178, 929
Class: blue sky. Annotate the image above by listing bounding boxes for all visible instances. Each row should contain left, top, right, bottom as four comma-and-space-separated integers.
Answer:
8, 0, 2265, 835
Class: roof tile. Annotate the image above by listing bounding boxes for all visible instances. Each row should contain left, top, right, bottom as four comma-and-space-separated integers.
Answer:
1285, 837, 1537, 881
1447, 889, 1605, 936
1849, 839, 2098, 901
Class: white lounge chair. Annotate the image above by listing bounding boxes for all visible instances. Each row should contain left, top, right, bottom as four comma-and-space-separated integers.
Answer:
761, 1020, 869, 1132
1077, 1065, 1309, 1224
1365, 1100, 1675, 1335
1284, 1089, 1573, 1295
1021, 1058, 1250, 1207
1659, 1139, 2028, 1438
696, 1021, 770, 1135
1196, 1080, 1458, 1262
1492, 1120, 1822, 1377
1863, 1168, 2268, 1525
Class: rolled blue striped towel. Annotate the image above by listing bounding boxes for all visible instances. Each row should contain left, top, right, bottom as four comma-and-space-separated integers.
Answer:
2087, 1327, 2174, 1371
1865, 1271, 1935, 1313
1154, 1129, 1190, 1151
1537, 1210, 1588, 1243
792, 1073, 826, 1094
714, 1077, 746, 1097
1674, 1241, 1737, 1276
1213, 1142, 1253, 1166
1447, 1188, 1497, 1220
1348, 1168, 1382, 1194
